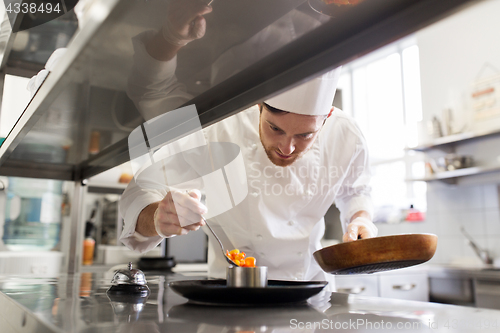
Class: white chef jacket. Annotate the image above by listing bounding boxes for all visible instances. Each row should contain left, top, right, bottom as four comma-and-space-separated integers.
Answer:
119, 22, 374, 291
120, 107, 373, 290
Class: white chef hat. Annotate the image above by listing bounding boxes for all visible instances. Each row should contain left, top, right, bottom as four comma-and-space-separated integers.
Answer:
264, 67, 342, 116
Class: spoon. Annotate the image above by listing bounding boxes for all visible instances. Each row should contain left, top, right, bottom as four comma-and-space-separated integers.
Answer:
185, 190, 238, 266
201, 216, 239, 266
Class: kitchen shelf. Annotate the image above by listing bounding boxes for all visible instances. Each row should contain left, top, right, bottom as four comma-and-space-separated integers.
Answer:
406, 163, 500, 183
0, 0, 476, 181
1, 8, 79, 78
0, 12, 15, 71
409, 128, 500, 152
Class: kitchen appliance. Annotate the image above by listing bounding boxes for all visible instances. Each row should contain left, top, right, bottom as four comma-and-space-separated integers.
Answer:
168, 279, 327, 306
226, 266, 267, 288
313, 234, 437, 274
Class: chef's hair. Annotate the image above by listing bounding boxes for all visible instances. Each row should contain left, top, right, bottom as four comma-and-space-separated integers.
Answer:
261, 102, 289, 115
261, 102, 329, 120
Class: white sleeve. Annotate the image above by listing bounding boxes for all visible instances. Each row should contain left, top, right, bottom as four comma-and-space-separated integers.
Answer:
120, 30, 196, 253
333, 119, 374, 232
126, 30, 193, 121
118, 140, 208, 253
118, 177, 166, 254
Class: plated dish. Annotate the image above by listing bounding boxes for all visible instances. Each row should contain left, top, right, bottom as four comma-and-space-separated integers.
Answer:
169, 279, 328, 306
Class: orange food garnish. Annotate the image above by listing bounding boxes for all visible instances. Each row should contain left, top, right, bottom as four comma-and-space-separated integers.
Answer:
226, 249, 257, 267
242, 257, 256, 268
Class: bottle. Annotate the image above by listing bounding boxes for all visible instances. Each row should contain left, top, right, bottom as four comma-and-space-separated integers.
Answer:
82, 220, 95, 266
406, 205, 425, 222
82, 205, 97, 266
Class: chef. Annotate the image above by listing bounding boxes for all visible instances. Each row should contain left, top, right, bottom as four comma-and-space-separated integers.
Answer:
119, 0, 377, 290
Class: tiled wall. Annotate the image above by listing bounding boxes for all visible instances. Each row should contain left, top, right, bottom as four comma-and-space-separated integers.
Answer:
376, 182, 500, 265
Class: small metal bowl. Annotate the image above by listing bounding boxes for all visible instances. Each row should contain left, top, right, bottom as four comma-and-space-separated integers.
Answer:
226, 266, 268, 288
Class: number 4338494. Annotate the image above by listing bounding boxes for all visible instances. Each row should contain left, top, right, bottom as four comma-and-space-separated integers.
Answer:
6, 2, 61, 15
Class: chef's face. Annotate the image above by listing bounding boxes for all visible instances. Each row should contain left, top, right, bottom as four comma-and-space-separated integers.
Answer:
259, 103, 325, 167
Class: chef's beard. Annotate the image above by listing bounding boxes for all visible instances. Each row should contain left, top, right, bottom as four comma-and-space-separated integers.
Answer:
258, 122, 311, 167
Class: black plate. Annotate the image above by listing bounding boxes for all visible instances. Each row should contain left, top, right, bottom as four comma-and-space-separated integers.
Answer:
168, 279, 328, 306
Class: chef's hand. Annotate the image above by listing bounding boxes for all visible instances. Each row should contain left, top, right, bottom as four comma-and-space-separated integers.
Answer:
154, 189, 207, 237
343, 216, 378, 242
161, 0, 213, 46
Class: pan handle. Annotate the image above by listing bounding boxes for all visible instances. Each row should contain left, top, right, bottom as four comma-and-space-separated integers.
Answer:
392, 283, 416, 291
337, 287, 365, 294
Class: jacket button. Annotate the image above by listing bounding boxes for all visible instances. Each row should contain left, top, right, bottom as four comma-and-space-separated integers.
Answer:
297, 252, 303, 257
256, 235, 263, 240
251, 192, 259, 197
251, 143, 258, 150
288, 221, 295, 226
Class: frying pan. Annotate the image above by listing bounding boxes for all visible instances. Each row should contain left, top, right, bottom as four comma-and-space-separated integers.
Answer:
313, 234, 437, 275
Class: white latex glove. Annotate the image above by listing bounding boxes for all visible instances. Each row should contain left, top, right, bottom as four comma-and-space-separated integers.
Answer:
161, 0, 213, 46
343, 216, 378, 242
154, 189, 207, 237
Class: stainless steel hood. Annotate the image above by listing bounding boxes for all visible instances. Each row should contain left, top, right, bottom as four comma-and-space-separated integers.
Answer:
0, 0, 476, 181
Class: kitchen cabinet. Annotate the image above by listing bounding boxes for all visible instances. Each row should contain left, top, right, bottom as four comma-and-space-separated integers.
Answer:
0, 0, 477, 274
336, 270, 429, 301
379, 273, 429, 302
474, 279, 500, 310
335, 275, 379, 297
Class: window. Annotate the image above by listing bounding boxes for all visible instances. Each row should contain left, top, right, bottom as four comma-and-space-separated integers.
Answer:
338, 37, 426, 222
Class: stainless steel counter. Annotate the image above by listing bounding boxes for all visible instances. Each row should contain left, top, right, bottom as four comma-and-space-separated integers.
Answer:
1, 270, 500, 332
